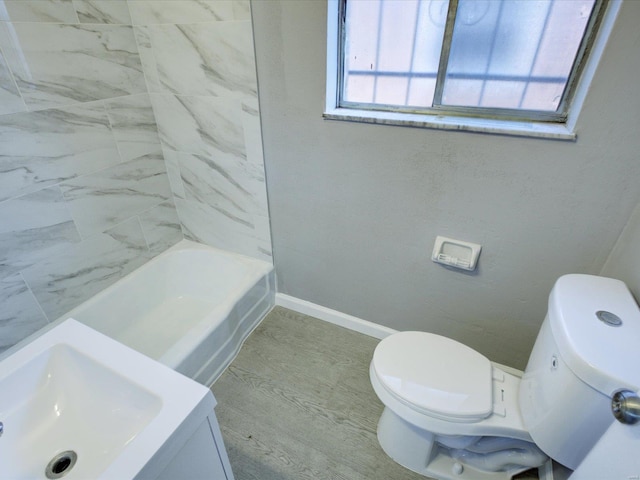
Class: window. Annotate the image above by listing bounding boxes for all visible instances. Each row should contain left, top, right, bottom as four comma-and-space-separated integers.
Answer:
326, 0, 616, 138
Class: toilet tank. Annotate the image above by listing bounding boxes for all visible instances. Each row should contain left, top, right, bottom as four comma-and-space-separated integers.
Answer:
519, 274, 640, 470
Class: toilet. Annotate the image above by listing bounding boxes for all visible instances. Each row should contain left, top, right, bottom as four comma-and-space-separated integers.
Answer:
370, 274, 640, 479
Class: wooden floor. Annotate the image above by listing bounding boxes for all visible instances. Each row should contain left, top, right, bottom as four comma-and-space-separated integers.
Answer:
211, 306, 540, 480
210, 306, 426, 480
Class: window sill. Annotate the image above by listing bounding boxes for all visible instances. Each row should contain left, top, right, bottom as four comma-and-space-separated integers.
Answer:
323, 107, 577, 141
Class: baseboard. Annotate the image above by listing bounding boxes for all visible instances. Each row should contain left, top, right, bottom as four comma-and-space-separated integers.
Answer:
275, 293, 397, 340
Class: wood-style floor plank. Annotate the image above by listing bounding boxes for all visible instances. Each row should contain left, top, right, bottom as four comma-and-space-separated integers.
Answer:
211, 306, 539, 480
211, 306, 427, 480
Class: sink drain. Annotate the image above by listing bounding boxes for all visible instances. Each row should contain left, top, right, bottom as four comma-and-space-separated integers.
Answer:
45, 451, 77, 479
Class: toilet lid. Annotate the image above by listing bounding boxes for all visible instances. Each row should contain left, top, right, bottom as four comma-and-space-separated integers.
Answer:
372, 331, 493, 422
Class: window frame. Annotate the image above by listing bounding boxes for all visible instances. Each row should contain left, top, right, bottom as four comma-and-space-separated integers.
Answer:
324, 0, 622, 140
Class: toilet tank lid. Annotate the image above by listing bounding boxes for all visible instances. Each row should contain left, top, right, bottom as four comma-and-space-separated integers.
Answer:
372, 331, 493, 422
549, 274, 640, 395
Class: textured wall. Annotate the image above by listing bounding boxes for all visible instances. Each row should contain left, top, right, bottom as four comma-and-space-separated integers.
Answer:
0, 0, 271, 353
253, 0, 640, 369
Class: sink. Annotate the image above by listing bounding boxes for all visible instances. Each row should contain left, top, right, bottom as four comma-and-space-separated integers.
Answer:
0, 319, 216, 479
0, 344, 161, 479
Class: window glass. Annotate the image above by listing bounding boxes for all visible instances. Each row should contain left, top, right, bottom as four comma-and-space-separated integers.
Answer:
339, 0, 601, 121
442, 0, 595, 111
343, 0, 448, 108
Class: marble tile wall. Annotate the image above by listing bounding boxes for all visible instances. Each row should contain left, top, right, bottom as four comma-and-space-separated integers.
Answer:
0, 0, 272, 353
134, 0, 272, 262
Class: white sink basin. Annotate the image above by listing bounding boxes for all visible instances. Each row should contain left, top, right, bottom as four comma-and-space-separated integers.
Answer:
0, 319, 215, 480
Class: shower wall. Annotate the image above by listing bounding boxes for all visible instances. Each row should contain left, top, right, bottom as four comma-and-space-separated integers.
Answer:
135, 1, 272, 262
0, 0, 270, 353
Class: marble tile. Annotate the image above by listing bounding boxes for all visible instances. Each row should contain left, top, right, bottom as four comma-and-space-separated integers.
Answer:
0, 48, 25, 115
232, 0, 251, 21
161, 148, 186, 199
176, 196, 271, 262
105, 93, 162, 162
253, 215, 273, 261
0, 0, 79, 23
133, 26, 161, 93
60, 153, 172, 238
73, 0, 131, 24
151, 93, 246, 159
0, 102, 121, 202
22, 216, 150, 321
0, 187, 81, 277
0, 273, 48, 353
147, 21, 257, 99
242, 98, 266, 167
128, 1, 234, 25
179, 150, 268, 222
138, 200, 182, 254
0, 22, 145, 110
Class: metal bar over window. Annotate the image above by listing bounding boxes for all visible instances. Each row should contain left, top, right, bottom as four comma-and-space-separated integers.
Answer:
477, 0, 506, 107
404, 1, 423, 105
517, 0, 555, 109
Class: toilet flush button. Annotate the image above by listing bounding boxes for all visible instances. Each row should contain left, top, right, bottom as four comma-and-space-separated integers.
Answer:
452, 462, 464, 475
596, 310, 622, 327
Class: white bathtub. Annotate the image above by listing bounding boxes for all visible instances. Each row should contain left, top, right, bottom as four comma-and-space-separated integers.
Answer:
60, 239, 274, 386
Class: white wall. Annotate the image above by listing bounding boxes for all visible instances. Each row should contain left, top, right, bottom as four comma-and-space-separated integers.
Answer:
252, 1, 640, 369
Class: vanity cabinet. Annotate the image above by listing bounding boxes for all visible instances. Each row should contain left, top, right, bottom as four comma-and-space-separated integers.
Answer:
157, 412, 233, 480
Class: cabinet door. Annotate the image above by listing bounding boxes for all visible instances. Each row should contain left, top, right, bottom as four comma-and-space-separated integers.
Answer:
157, 419, 230, 480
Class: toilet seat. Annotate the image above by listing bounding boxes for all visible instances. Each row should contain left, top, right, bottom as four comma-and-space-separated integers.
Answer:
371, 331, 493, 422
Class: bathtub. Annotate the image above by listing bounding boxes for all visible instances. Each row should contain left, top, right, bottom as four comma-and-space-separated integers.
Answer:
60, 239, 274, 386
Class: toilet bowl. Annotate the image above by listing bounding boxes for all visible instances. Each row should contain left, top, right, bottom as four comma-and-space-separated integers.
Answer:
370, 332, 547, 479
370, 274, 640, 480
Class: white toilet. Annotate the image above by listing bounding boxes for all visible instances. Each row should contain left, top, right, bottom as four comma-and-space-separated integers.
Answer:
370, 274, 640, 479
